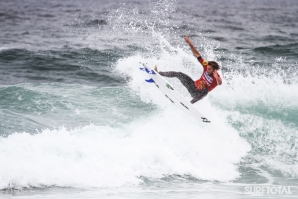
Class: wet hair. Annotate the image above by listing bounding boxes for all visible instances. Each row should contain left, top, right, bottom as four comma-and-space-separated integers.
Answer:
208, 61, 220, 70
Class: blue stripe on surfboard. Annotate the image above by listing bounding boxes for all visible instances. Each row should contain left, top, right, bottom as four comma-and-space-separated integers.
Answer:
145, 78, 154, 83
144, 67, 156, 75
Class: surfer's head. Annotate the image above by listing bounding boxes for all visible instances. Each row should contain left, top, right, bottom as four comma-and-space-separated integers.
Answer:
207, 61, 220, 75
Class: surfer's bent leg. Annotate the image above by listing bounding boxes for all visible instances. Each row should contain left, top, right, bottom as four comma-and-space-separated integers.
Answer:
159, 71, 199, 97
190, 88, 208, 104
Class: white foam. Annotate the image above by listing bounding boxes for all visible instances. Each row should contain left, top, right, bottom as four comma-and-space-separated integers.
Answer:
0, 108, 249, 189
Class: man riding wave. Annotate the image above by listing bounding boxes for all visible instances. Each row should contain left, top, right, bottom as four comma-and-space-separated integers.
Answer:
154, 35, 222, 104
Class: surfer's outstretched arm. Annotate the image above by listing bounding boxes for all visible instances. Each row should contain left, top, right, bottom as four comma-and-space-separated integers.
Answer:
184, 35, 201, 58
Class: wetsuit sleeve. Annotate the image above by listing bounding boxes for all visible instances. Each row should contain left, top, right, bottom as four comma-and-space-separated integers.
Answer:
197, 56, 208, 69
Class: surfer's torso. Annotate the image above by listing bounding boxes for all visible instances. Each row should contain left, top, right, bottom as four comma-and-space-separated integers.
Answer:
195, 57, 221, 92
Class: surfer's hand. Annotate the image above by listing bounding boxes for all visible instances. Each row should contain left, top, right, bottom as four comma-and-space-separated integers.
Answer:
184, 35, 191, 44
213, 70, 219, 78
213, 70, 222, 85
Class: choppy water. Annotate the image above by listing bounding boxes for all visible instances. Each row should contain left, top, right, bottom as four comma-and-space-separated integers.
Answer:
0, 0, 298, 198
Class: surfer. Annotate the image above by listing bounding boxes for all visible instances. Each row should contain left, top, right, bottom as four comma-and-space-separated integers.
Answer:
154, 35, 222, 104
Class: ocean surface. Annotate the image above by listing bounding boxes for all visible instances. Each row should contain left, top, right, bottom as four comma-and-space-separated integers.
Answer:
0, 0, 298, 198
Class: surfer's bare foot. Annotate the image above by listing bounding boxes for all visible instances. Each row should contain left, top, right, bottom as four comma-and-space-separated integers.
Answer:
154, 65, 158, 72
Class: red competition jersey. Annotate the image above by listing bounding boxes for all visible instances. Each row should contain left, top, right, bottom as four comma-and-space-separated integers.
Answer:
194, 57, 221, 92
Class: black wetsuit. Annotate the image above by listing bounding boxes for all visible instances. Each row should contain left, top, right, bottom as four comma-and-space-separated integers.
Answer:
159, 71, 208, 104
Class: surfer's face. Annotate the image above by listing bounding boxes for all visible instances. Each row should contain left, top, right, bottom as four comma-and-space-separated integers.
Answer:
207, 65, 214, 75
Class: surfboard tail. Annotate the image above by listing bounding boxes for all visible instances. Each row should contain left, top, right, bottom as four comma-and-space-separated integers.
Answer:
140, 65, 156, 75
140, 66, 155, 83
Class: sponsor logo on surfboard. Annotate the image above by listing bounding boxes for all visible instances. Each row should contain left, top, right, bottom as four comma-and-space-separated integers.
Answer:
166, 83, 174, 90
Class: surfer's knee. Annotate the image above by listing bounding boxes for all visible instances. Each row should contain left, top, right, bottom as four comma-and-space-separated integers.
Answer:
190, 95, 200, 104
190, 98, 197, 104
190, 90, 208, 104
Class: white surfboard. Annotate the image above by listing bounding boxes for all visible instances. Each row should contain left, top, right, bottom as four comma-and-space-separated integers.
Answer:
140, 63, 211, 123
